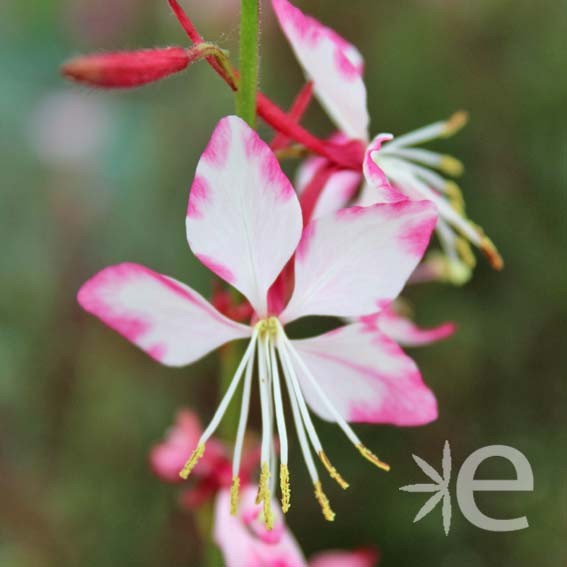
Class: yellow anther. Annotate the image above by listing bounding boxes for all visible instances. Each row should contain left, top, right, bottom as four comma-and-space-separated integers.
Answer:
465, 222, 503, 271
456, 238, 477, 269
447, 258, 473, 286
263, 498, 274, 531
179, 443, 205, 480
481, 236, 504, 270
256, 462, 267, 504
230, 476, 240, 516
313, 481, 335, 521
280, 464, 291, 513
440, 155, 465, 177
257, 462, 274, 530
319, 451, 349, 490
445, 181, 465, 213
357, 444, 390, 472
421, 251, 470, 286
442, 110, 469, 137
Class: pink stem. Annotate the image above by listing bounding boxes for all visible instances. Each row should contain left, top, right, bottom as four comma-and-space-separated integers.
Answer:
168, 0, 363, 169
270, 81, 314, 151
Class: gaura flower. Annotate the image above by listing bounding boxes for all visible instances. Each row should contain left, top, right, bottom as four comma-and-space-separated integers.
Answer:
214, 484, 379, 567
272, 0, 503, 283
78, 115, 438, 526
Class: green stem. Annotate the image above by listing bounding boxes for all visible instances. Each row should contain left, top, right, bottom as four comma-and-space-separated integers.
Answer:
236, 0, 259, 126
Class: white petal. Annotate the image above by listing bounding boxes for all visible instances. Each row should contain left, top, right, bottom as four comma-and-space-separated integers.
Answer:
291, 324, 438, 426
272, 0, 369, 141
280, 201, 437, 323
187, 116, 303, 317
78, 263, 251, 366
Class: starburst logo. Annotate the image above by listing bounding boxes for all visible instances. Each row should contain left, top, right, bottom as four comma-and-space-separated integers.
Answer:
399, 441, 534, 534
400, 440, 452, 535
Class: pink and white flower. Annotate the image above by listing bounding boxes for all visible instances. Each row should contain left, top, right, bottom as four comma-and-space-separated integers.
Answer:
78, 115, 437, 525
272, 0, 502, 283
214, 484, 379, 567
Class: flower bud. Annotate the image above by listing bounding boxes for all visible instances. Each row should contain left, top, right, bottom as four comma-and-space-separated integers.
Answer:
62, 46, 193, 88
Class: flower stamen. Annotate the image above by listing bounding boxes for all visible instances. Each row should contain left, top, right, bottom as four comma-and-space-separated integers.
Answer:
269, 336, 291, 511
439, 155, 464, 177
179, 443, 205, 479
386, 111, 467, 149
278, 339, 347, 489
257, 462, 274, 530
230, 476, 240, 516
314, 481, 335, 522
231, 337, 256, 484
280, 463, 291, 513
319, 451, 349, 490
257, 335, 275, 529
442, 110, 469, 138
180, 330, 258, 480
357, 444, 391, 472
280, 329, 390, 476
280, 341, 330, 517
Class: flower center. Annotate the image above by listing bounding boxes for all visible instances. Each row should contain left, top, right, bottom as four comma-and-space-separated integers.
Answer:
256, 316, 279, 339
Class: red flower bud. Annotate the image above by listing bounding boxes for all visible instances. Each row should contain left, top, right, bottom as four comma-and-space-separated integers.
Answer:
61, 47, 193, 88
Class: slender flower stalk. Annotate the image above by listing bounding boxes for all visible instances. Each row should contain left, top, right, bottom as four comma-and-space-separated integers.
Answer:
237, 0, 260, 126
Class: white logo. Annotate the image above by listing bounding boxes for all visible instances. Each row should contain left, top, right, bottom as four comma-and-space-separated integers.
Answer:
400, 441, 533, 534
400, 440, 452, 534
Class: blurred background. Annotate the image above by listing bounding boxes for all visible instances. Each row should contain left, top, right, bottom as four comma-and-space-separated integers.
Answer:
1, 0, 566, 565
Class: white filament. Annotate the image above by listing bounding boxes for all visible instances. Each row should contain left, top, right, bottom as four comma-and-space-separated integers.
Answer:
386, 166, 481, 245
257, 335, 273, 470
381, 146, 445, 169
378, 155, 448, 195
386, 120, 447, 149
277, 340, 324, 455
436, 217, 460, 262
232, 338, 256, 478
270, 338, 288, 466
280, 329, 363, 448
278, 336, 319, 483
200, 330, 258, 445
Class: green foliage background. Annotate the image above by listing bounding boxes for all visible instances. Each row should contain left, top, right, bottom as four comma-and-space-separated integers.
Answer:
1, 0, 565, 565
